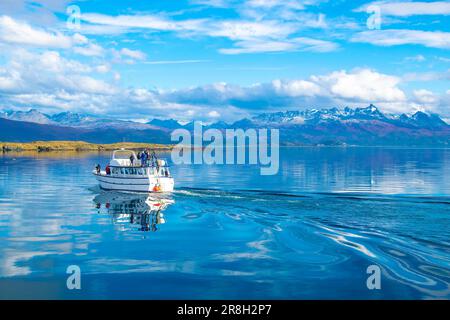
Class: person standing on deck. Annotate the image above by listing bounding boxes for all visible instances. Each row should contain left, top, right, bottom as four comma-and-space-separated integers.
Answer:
150, 150, 157, 167
141, 150, 148, 166
144, 149, 150, 166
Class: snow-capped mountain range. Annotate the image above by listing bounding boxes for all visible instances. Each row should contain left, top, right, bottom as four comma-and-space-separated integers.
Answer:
251, 104, 448, 128
1, 105, 449, 145
0, 109, 160, 130
2, 104, 447, 129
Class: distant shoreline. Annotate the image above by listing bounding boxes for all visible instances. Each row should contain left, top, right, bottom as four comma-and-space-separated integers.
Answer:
2, 141, 449, 153
1, 141, 173, 152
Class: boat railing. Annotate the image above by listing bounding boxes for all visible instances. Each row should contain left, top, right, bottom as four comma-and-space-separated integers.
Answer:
109, 160, 171, 168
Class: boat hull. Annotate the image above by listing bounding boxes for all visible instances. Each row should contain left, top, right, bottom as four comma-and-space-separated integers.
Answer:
94, 173, 174, 193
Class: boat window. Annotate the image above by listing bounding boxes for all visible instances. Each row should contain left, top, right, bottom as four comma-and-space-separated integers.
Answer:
125, 169, 129, 174
120, 168, 124, 175
138, 169, 143, 175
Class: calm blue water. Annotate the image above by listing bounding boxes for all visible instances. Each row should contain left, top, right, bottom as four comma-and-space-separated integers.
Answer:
0, 147, 449, 299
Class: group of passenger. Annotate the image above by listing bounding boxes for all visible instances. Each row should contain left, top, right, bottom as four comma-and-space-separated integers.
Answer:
95, 148, 168, 176
129, 148, 157, 167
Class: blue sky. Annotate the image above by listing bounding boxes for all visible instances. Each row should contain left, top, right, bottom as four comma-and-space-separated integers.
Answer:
0, 0, 449, 122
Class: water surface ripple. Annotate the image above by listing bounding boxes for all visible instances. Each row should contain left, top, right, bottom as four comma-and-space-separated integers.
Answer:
0, 148, 449, 299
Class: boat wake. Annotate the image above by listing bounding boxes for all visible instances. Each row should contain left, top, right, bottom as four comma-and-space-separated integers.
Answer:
172, 186, 450, 299
175, 186, 450, 203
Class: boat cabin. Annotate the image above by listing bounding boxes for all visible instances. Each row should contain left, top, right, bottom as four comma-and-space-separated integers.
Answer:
106, 149, 171, 178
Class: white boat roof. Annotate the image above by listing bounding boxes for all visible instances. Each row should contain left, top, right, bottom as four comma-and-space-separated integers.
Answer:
112, 148, 137, 160
107, 148, 168, 167
110, 149, 137, 167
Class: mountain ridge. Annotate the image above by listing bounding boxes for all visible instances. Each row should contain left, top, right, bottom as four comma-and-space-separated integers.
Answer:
1, 105, 449, 146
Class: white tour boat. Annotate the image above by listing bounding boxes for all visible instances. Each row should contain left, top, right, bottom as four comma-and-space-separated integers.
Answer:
93, 149, 174, 193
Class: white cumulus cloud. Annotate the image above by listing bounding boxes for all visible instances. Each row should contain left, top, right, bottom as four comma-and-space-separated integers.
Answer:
0, 15, 72, 48
413, 89, 437, 104
311, 69, 406, 102
351, 29, 450, 49
356, 1, 450, 17
120, 48, 146, 60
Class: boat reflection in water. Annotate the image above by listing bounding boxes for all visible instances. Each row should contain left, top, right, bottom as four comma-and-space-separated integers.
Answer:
93, 192, 174, 232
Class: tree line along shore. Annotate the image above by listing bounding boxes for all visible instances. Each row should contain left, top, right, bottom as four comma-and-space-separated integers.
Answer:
1, 141, 173, 152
